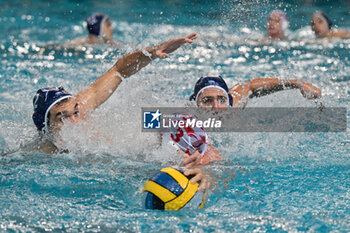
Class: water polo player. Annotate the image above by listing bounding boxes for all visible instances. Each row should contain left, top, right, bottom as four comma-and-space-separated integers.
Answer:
267, 10, 289, 40
311, 11, 350, 38
189, 75, 322, 111
176, 75, 321, 167
67, 13, 121, 46
32, 33, 198, 152
147, 116, 213, 209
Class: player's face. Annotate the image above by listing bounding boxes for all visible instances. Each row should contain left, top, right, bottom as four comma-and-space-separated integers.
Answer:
48, 98, 83, 134
268, 13, 283, 36
311, 16, 330, 37
197, 88, 228, 111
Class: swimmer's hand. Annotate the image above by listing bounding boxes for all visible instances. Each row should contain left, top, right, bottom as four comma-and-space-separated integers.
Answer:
183, 150, 202, 168
298, 81, 322, 99
184, 168, 210, 191
183, 143, 222, 168
150, 33, 197, 59
200, 143, 222, 165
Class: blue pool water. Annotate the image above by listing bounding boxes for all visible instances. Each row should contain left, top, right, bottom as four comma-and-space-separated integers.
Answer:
1, 0, 349, 232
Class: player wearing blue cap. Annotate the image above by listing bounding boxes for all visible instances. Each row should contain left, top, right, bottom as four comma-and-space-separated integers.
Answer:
189, 75, 322, 111
171, 74, 321, 167
32, 33, 198, 152
311, 11, 350, 38
67, 13, 121, 46
181, 75, 322, 167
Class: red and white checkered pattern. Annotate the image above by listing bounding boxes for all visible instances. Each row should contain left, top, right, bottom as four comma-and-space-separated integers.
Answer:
170, 114, 208, 156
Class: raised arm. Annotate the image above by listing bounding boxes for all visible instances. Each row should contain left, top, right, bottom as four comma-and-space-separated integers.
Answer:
76, 33, 198, 111
329, 29, 350, 38
229, 77, 322, 107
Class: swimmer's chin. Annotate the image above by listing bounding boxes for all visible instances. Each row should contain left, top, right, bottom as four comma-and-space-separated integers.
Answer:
17, 136, 67, 155
36, 132, 67, 154
40, 140, 68, 154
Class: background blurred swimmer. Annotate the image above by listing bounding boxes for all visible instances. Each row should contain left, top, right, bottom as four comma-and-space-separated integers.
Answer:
311, 11, 350, 38
32, 33, 198, 153
267, 10, 289, 40
66, 13, 122, 46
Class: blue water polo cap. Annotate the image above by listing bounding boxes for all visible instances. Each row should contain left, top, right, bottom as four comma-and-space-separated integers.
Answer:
86, 13, 107, 36
32, 87, 72, 131
189, 75, 233, 106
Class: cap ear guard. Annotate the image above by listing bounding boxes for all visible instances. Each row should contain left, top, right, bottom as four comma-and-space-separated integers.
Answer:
282, 19, 289, 32
189, 93, 196, 101
228, 93, 233, 106
32, 111, 45, 131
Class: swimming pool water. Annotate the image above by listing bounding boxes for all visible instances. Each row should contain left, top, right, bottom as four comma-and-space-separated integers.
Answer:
0, 0, 349, 232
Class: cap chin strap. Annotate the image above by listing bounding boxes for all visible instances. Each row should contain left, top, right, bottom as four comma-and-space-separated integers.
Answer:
195, 85, 229, 106
43, 95, 72, 132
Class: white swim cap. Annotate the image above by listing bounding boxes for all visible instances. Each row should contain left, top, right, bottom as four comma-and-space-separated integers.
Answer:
169, 114, 208, 156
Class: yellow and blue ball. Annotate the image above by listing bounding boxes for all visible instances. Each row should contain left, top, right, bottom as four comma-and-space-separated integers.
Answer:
142, 167, 205, 210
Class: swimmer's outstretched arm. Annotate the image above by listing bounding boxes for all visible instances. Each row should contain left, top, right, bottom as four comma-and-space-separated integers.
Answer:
229, 77, 322, 107
76, 33, 197, 111
329, 29, 350, 38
